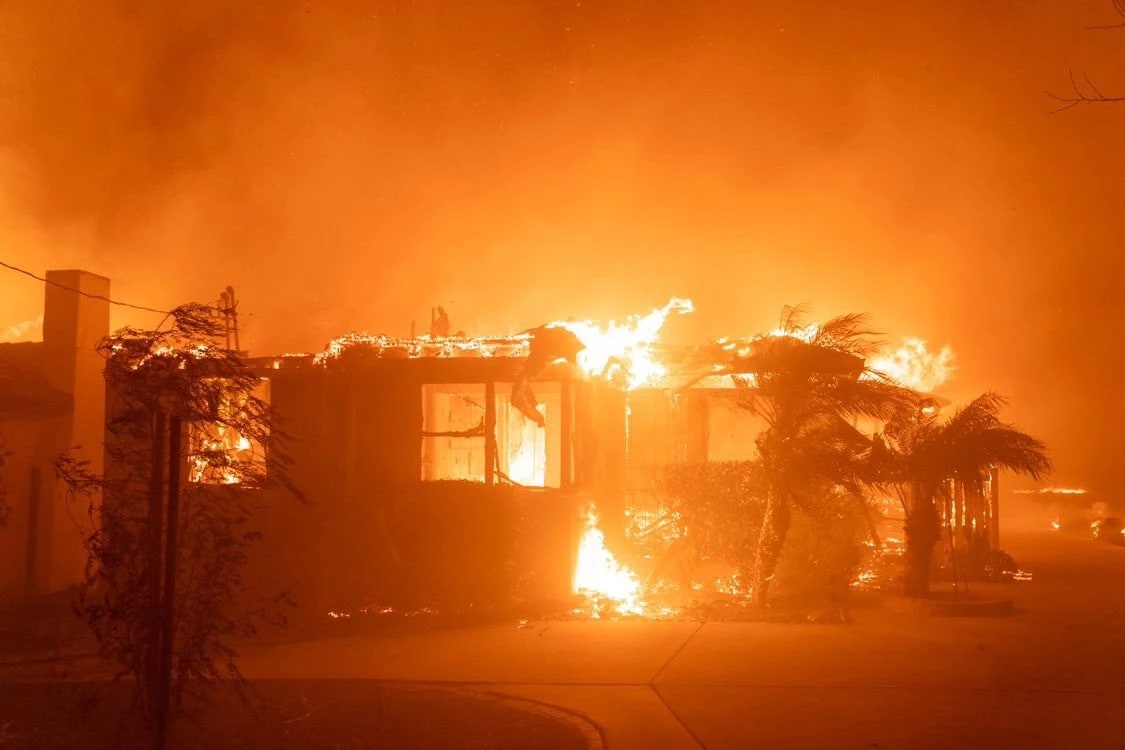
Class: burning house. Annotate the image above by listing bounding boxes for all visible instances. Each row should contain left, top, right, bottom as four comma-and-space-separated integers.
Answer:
234, 299, 727, 616
220, 299, 990, 617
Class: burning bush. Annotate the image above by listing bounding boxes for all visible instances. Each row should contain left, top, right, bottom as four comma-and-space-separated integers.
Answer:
661, 461, 765, 578
659, 461, 866, 616
771, 491, 868, 619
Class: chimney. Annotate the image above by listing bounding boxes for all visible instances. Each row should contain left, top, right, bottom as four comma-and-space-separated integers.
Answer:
43, 269, 110, 407
40, 270, 110, 590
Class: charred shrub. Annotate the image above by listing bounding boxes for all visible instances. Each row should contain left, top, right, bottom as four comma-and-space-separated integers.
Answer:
661, 461, 765, 576
771, 492, 867, 618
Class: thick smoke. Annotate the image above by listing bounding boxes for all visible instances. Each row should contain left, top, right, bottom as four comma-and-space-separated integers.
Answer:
0, 0, 1123, 491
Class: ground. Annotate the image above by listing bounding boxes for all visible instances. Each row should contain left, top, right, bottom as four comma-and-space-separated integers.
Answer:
0, 680, 592, 749
3, 528, 1123, 749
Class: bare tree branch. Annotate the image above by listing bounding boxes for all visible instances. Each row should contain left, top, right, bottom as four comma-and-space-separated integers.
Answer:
1086, 0, 1125, 29
1045, 68, 1125, 112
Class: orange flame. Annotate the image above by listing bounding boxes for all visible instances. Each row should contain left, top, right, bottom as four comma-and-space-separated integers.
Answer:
867, 337, 954, 393
552, 297, 693, 390
573, 506, 642, 617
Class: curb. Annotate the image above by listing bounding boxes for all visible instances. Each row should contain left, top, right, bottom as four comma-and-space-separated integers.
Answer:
883, 595, 1015, 617
470, 687, 607, 750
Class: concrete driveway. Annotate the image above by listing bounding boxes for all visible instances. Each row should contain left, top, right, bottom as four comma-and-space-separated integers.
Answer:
234, 531, 1125, 749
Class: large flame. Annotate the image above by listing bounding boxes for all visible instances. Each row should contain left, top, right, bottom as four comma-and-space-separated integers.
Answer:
867, 337, 954, 393
573, 506, 642, 617
552, 297, 693, 390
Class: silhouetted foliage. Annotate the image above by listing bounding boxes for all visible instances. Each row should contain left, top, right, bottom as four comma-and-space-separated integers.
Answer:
661, 461, 868, 616
729, 309, 915, 606
879, 392, 1051, 596
55, 302, 302, 744
662, 461, 765, 570
771, 489, 868, 620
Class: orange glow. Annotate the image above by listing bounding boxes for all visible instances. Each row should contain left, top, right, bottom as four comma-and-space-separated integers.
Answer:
573, 506, 642, 617
866, 337, 954, 393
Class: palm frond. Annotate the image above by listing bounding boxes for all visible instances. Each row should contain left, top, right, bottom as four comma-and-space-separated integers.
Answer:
777, 304, 811, 333
812, 312, 884, 358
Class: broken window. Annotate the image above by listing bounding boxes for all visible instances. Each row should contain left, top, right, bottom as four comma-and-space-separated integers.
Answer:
420, 384, 487, 482
420, 382, 563, 488
495, 382, 561, 488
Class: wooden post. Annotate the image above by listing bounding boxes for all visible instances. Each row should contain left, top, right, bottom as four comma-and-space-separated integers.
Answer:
342, 378, 357, 501
484, 381, 496, 486
145, 411, 167, 693
989, 467, 1000, 552
155, 416, 183, 750
953, 478, 964, 549
23, 467, 41, 600
560, 377, 573, 488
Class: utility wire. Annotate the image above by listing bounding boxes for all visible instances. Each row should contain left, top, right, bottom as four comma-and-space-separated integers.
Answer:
0, 259, 169, 315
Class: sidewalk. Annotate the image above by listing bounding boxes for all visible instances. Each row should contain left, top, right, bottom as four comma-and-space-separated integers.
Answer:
237, 620, 705, 749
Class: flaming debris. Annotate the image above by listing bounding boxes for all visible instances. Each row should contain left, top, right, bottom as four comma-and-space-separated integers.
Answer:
547, 297, 694, 389
1014, 487, 1088, 495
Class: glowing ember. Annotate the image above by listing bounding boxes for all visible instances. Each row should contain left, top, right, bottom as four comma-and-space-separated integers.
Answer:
573, 506, 642, 616
851, 570, 878, 588
1050, 518, 1061, 530
866, 337, 954, 393
312, 332, 530, 365
1014, 487, 1088, 495
553, 297, 693, 390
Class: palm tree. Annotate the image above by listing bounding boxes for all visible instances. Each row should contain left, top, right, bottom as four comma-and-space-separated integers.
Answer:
729, 309, 914, 607
881, 393, 1051, 596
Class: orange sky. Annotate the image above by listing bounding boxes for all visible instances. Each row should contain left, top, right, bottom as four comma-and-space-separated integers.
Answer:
0, 0, 1122, 492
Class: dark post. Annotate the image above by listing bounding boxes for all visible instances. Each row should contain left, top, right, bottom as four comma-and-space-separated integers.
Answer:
146, 411, 167, 694
484, 380, 496, 486
155, 416, 183, 750
23, 467, 41, 600
989, 467, 1000, 552
560, 377, 573, 488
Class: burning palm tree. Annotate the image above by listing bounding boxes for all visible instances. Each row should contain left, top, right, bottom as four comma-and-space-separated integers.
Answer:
729, 308, 914, 607
881, 392, 1051, 596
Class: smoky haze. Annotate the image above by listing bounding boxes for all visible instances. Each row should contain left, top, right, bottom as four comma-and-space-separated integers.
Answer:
0, 0, 1122, 494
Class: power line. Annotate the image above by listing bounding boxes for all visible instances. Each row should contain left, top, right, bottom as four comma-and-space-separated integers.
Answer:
0, 259, 169, 315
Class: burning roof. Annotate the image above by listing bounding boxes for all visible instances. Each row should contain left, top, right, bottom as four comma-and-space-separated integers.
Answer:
259, 298, 954, 399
